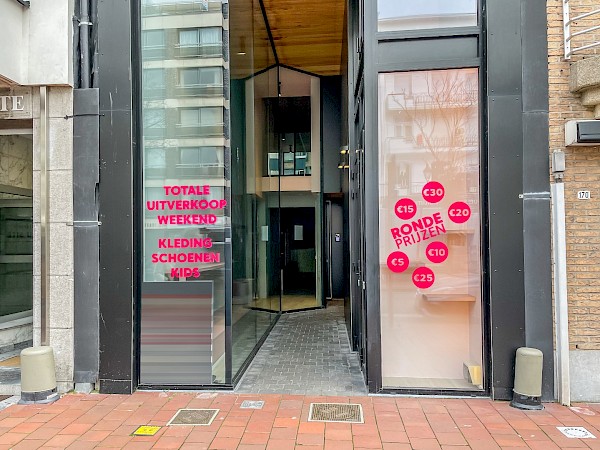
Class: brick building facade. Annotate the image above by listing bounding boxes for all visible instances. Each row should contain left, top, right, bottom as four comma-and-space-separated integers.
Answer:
548, 0, 600, 401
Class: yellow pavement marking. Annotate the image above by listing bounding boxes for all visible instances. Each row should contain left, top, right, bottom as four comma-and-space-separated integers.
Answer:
132, 426, 161, 436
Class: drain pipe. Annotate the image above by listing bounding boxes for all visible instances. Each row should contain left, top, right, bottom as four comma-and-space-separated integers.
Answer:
79, 0, 91, 88
551, 149, 570, 406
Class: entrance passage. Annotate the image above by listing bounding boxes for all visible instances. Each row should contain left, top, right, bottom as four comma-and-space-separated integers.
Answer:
236, 301, 366, 395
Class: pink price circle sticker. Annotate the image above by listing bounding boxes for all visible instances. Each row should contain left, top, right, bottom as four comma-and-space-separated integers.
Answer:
412, 266, 435, 289
426, 241, 449, 264
422, 181, 445, 203
387, 251, 409, 273
448, 201, 471, 224
394, 198, 417, 221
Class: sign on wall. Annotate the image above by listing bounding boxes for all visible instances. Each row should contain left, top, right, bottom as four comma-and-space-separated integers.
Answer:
146, 184, 226, 281
0, 88, 32, 119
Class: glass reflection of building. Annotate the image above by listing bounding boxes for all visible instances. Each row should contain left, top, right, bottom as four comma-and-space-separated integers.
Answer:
141, 0, 226, 279
377, 0, 478, 32
140, 0, 229, 384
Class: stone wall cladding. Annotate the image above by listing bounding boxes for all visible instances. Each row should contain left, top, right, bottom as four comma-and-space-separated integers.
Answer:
548, 0, 600, 350
32, 86, 74, 392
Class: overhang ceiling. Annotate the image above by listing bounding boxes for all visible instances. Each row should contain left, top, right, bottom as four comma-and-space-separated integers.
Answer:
230, 0, 347, 79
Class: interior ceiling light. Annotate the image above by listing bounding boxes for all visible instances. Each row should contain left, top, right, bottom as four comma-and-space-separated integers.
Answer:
237, 36, 247, 55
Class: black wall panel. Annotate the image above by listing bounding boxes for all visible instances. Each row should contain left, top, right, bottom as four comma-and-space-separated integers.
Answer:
377, 37, 479, 71
73, 88, 100, 384
97, 0, 135, 394
521, 0, 553, 401
486, 0, 553, 400
486, 96, 526, 399
486, 0, 522, 96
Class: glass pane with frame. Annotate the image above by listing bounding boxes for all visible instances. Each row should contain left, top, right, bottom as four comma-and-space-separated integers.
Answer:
378, 0, 477, 32
378, 69, 483, 391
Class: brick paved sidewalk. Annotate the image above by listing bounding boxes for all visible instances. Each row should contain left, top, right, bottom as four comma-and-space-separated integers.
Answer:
0, 392, 600, 449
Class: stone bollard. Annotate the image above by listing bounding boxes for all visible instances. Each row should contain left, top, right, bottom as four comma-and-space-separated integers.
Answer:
19, 346, 59, 404
510, 347, 543, 410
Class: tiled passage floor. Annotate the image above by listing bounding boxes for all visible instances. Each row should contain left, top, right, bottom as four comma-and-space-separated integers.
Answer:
235, 301, 367, 396
1, 392, 600, 449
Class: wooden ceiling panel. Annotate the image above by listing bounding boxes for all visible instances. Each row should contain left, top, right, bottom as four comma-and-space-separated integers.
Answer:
263, 0, 346, 76
230, 0, 346, 78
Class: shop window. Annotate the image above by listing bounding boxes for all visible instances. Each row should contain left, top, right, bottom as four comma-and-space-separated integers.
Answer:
378, 0, 478, 32
0, 134, 33, 321
378, 69, 483, 391
140, 0, 228, 388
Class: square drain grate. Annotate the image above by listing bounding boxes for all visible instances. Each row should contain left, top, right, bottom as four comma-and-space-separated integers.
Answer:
308, 403, 364, 423
167, 409, 219, 426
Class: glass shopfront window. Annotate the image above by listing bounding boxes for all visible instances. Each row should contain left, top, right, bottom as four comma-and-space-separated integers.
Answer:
378, 69, 483, 391
139, 0, 228, 385
0, 134, 33, 321
378, 0, 477, 32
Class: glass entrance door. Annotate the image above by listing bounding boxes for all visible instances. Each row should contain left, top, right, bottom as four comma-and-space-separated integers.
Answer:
280, 207, 317, 309
245, 68, 323, 314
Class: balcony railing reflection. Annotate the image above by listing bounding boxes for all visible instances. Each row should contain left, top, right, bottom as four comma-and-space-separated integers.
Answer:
385, 135, 479, 152
142, 87, 167, 100
142, 0, 221, 17
144, 128, 166, 139
387, 91, 478, 109
142, 45, 167, 60
175, 162, 225, 177
175, 123, 224, 137
175, 83, 223, 97
415, 134, 478, 148
175, 43, 222, 58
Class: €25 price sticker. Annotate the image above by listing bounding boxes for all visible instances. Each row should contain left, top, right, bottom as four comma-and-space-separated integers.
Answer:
412, 266, 435, 289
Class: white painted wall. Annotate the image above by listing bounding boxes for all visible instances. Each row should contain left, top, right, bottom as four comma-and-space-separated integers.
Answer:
0, 0, 25, 84
0, 0, 73, 86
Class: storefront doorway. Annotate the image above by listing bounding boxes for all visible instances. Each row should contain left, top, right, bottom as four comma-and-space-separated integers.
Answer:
133, 0, 489, 394
251, 205, 318, 312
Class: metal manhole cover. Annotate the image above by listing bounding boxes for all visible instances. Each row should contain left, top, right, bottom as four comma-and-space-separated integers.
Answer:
308, 403, 363, 423
167, 409, 219, 426
557, 426, 596, 439
241, 400, 264, 409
